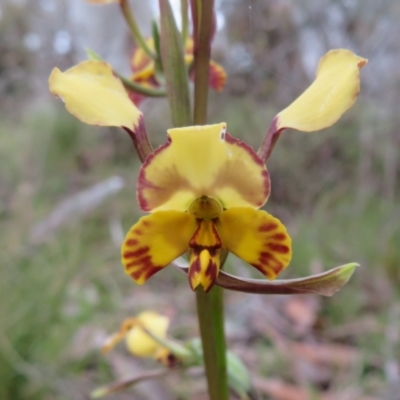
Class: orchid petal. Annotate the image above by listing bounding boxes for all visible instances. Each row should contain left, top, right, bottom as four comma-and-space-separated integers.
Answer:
49, 60, 142, 131
121, 211, 197, 284
277, 49, 367, 132
138, 123, 270, 212
258, 49, 367, 162
216, 208, 292, 279
126, 311, 169, 358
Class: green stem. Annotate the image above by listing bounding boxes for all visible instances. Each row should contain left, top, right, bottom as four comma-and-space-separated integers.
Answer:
196, 286, 229, 400
119, 0, 156, 59
191, 1, 229, 399
159, 0, 192, 127
118, 74, 167, 97
181, 0, 189, 42
193, 0, 214, 124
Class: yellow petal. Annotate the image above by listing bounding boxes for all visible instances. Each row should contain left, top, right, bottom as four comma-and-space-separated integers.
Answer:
126, 311, 169, 358
122, 211, 197, 284
276, 49, 367, 132
138, 123, 270, 212
131, 38, 156, 81
101, 318, 136, 354
188, 220, 222, 291
216, 208, 292, 279
49, 60, 141, 130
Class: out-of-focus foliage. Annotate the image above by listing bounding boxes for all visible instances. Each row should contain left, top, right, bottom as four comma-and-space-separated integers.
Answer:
0, 2, 34, 112
1, 0, 400, 399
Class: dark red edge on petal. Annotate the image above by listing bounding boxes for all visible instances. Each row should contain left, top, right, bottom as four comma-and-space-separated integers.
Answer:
225, 132, 271, 203
257, 116, 285, 164
136, 135, 173, 211
122, 114, 153, 163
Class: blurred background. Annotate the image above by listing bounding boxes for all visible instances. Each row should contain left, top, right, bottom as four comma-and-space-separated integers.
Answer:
1, 0, 400, 399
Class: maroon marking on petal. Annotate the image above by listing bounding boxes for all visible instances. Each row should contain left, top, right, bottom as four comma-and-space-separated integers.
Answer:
125, 238, 139, 247
137, 137, 172, 211
188, 257, 201, 290
205, 261, 218, 292
259, 251, 274, 262
190, 257, 201, 274
130, 264, 162, 281
125, 254, 151, 268
134, 229, 143, 235
123, 246, 149, 259
268, 243, 290, 254
205, 259, 217, 279
222, 133, 271, 204
259, 223, 278, 232
224, 133, 264, 167
271, 233, 286, 241
189, 221, 222, 253
251, 261, 284, 278
128, 256, 152, 275
261, 169, 271, 200
141, 220, 151, 227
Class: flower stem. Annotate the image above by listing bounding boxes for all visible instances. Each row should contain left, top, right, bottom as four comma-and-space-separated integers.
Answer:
191, 1, 229, 398
119, 0, 156, 59
159, 0, 192, 127
192, 0, 214, 124
180, 0, 189, 41
196, 286, 229, 400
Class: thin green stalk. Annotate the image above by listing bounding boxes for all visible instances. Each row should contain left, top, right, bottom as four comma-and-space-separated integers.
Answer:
193, 0, 214, 125
196, 286, 229, 400
119, 0, 156, 59
191, 1, 229, 399
118, 74, 167, 97
180, 0, 189, 42
159, 0, 192, 127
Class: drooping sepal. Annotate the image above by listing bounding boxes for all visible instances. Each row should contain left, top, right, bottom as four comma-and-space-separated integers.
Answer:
215, 263, 359, 296
216, 207, 292, 279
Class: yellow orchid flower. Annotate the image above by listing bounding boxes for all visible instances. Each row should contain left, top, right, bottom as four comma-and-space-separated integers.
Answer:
122, 122, 291, 291
48, 49, 366, 292
102, 311, 169, 360
130, 37, 226, 105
